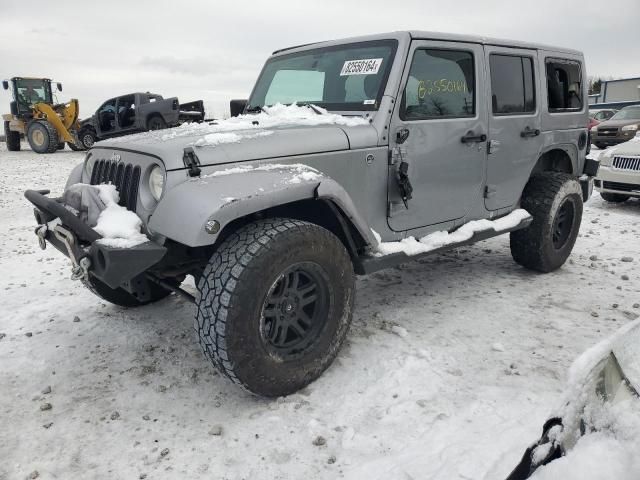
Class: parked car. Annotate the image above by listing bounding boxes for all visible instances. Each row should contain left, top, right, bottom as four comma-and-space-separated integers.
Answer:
25, 31, 597, 397
589, 108, 617, 122
590, 105, 640, 149
77, 92, 205, 148
594, 135, 640, 203
506, 321, 640, 479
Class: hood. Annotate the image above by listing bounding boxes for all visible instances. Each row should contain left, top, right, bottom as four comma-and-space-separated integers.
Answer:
602, 136, 640, 157
94, 103, 379, 170
596, 118, 640, 129
612, 322, 640, 391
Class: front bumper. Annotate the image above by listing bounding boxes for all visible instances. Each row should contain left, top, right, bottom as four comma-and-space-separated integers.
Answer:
24, 189, 167, 290
594, 166, 640, 197
592, 131, 636, 146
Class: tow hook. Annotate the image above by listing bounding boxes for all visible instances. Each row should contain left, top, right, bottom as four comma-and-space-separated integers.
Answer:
35, 225, 47, 250
53, 225, 92, 281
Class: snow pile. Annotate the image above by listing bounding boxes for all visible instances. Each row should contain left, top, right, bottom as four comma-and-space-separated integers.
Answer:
90, 184, 149, 248
103, 103, 369, 146
530, 320, 640, 480
372, 209, 531, 256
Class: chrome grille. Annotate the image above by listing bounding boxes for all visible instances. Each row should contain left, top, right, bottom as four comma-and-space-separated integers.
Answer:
90, 158, 141, 212
613, 156, 640, 171
598, 127, 618, 137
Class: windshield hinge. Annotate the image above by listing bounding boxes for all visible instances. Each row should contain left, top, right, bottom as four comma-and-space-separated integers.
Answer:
183, 147, 202, 177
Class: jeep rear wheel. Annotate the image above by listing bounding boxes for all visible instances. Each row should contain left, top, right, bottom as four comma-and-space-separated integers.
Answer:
600, 192, 629, 203
510, 173, 583, 273
27, 120, 59, 154
4, 121, 21, 151
82, 276, 172, 307
195, 218, 355, 397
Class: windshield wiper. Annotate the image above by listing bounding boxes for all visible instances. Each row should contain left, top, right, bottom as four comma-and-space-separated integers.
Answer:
298, 103, 324, 115
245, 105, 267, 114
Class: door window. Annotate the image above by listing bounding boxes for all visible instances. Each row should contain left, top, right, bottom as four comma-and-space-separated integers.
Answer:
546, 59, 583, 111
489, 54, 535, 115
116, 95, 136, 128
98, 99, 117, 132
401, 49, 475, 120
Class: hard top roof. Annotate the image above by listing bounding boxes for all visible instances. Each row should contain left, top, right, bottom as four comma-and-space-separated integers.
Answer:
272, 31, 582, 56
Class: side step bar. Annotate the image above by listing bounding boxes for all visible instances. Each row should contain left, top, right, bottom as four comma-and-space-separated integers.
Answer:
355, 215, 533, 275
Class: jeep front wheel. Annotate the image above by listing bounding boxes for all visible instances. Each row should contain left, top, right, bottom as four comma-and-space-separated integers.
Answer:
510, 173, 583, 273
195, 218, 355, 397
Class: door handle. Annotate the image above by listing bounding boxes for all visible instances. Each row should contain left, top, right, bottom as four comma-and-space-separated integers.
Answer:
461, 132, 487, 143
521, 127, 541, 138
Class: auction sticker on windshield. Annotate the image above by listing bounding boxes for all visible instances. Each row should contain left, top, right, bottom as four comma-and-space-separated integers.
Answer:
340, 58, 383, 76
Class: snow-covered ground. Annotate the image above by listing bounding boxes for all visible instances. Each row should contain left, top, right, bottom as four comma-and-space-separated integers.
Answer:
1, 144, 639, 480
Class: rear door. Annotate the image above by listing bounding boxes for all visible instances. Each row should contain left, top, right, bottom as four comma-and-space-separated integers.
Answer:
388, 40, 488, 231
484, 46, 542, 211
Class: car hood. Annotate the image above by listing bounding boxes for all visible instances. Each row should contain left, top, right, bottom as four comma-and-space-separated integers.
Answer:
94, 104, 380, 169
612, 321, 640, 391
95, 123, 379, 169
602, 137, 640, 157
596, 119, 640, 128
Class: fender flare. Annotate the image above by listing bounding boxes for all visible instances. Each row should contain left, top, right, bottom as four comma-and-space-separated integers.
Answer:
148, 166, 377, 248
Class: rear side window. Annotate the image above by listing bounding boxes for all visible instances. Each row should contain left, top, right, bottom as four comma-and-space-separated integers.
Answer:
401, 48, 475, 120
489, 54, 535, 115
546, 59, 583, 111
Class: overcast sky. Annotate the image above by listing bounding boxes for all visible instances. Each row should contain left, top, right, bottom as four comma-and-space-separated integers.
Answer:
1, 0, 638, 118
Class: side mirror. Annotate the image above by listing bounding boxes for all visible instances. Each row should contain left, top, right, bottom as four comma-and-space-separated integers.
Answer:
230, 99, 247, 117
2, 80, 8, 90
56, 82, 63, 92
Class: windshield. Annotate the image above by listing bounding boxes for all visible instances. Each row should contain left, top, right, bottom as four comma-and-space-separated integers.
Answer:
611, 107, 640, 121
248, 40, 398, 112
15, 78, 52, 108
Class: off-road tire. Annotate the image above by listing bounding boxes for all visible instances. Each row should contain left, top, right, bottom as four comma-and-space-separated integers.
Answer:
27, 120, 59, 154
57, 141, 65, 150
4, 121, 21, 151
195, 218, 355, 397
82, 276, 171, 307
510, 173, 583, 273
600, 192, 629, 203
79, 128, 96, 149
147, 115, 166, 131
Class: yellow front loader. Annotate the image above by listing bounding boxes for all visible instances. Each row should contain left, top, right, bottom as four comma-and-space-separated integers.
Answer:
2, 77, 84, 153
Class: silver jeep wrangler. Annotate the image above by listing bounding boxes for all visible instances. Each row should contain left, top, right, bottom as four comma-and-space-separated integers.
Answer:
26, 31, 598, 397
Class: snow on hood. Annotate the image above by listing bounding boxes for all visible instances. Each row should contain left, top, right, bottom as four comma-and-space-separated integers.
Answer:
94, 103, 373, 170
99, 103, 369, 147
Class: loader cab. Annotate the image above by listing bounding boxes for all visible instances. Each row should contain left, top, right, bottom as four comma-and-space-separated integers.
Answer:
3, 77, 55, 118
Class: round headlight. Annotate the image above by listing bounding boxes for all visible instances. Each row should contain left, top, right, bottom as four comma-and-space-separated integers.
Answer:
149, 165, 165, 201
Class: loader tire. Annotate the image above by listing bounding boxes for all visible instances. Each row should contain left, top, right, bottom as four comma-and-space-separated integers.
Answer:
4, 121, 21, 151
27, 120, 59, 154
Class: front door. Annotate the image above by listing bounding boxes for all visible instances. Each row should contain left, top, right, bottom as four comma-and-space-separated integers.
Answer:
96, 98, 117, 137
484, 46, 542, 211
388, 41, 488, 231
